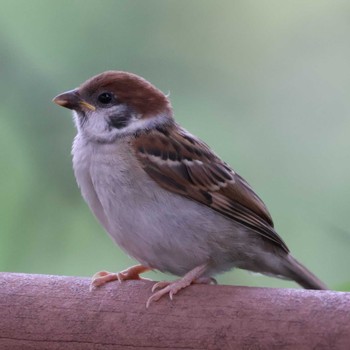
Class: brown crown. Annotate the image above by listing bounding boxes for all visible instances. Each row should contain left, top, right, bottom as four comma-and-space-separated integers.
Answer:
79, 71, 172, 118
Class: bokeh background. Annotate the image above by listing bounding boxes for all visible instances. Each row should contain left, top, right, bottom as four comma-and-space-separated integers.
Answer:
1, 0, 349, 291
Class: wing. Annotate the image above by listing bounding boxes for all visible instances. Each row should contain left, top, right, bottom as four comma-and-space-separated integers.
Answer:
132, 124, 289, 253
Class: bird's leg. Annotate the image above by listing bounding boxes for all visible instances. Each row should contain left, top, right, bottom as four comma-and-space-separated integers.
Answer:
90, 264, 151, 290
149, 276, 216, 295
146, 264, 208, 308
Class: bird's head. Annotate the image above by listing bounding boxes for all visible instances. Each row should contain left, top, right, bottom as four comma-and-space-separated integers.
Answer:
53, 71, 173, 142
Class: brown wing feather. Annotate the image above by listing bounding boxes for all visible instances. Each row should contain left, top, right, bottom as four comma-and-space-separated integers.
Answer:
133, 124, 289, 252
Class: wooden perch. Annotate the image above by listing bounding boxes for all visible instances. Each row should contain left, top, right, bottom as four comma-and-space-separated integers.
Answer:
0, 273, 349, 349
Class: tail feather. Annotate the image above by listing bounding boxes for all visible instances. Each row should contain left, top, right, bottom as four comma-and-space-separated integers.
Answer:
284, 254, 327, 290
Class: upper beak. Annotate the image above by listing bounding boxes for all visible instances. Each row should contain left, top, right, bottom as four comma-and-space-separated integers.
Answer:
52, 89, 96, 111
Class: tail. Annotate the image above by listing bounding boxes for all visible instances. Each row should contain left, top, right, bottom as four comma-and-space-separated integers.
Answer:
284, 254, 327, 290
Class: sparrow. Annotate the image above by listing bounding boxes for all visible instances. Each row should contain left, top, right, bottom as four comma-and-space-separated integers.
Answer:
53, 71, 327, 307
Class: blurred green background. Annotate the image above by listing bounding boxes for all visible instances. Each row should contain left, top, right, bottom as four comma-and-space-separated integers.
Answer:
1, 0, 349, 291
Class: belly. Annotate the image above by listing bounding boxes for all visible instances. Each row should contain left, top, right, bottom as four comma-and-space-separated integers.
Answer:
74, 140, 240, 276
92, 168, 222, 275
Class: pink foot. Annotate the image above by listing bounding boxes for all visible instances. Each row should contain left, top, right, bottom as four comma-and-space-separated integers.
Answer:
90, 264, 151, 291
146, 264, 209, 308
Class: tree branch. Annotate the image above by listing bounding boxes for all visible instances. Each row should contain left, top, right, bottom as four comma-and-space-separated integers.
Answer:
0, 273, 349, 349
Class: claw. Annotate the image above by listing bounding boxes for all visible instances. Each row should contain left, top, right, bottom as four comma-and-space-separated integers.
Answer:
146, 264, 209, 308
151, 281, 170, 292
116, 272, 124, 283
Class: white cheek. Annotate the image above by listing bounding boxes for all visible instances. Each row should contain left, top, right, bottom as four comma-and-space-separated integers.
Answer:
75, 106, 172, 143
114, 112, 171, 136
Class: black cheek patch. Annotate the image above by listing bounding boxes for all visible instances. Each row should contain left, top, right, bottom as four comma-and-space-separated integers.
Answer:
108, 111, 132, 129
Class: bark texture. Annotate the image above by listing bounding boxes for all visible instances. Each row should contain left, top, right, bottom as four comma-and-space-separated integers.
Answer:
0, 273, 349, 349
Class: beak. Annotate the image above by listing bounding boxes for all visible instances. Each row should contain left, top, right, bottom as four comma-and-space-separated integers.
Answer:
52, 89, 96, 111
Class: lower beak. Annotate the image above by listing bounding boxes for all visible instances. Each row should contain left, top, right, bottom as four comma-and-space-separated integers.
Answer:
52, 89, 96, 111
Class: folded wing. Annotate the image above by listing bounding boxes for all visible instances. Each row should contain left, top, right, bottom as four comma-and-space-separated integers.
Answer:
133, 124, 289, 253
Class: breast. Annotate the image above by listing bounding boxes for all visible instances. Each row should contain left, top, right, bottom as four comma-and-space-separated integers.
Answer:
72, 136, 161, 260
72, 135, 112, 233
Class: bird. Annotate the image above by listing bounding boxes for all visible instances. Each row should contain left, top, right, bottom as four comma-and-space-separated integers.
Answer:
53, 71, 327, 307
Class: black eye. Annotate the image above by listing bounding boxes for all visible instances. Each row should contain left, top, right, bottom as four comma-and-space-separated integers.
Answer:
97, 92, 113, 104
